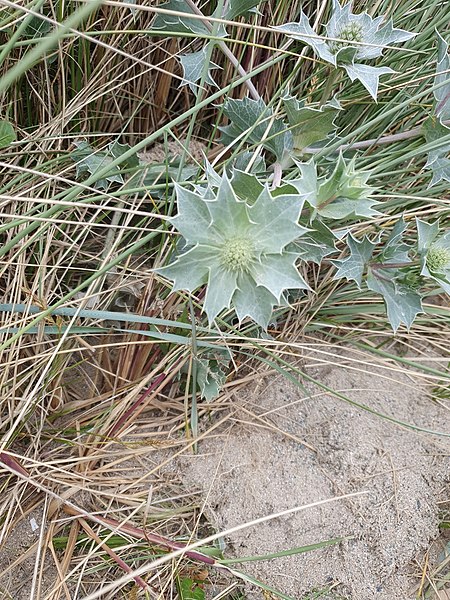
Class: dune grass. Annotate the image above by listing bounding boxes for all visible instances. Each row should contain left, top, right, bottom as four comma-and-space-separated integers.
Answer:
0, 0, 449, 598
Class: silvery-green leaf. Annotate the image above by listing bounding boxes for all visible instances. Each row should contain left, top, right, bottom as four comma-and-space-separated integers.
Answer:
155, 170, 311, 330
314, 155, 380, 219
222, 0, 262, 20
234, 274, 277, 329
204, 158, 222, 188
416, 218, 439, 253
249, 187, 306, 254
0, 120, 16, 149
180, 46, 221, 93
367, 269, 423, 331
319, 196, 381, 219
289, 159, 319, 198
283, 95, 341, 153
332, 233, 377, 287
250, 252, 310, 301
425, 155, 450, 187
220, 97, 291, 161
195, 356, 228, 402
108, 140, 140, 169
231, 169, 264, 204
380, 217, 411, 263
275, 2, 413, 100
170, 185, 218, 245
422, 117, 450, 160
293, 219, 337, 265
204, 265, 238, 323
422, 116, 450, 186
358, 19, 415, 60
274, 14, 337, 65
343, 63, 393, 100
152, 0, 221, 36
434, 30, 450, 120
416, 220, 450, 291
155, 244, 215, 291
232, 151, 266, 174
207, 174, 251, 237
71, 141, 123, 190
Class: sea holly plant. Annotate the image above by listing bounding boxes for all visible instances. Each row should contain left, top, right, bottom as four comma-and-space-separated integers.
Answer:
274, 0, 415, 99
152, 0, 262, 91
289, 155, 379, 220
422, 31, 450, 186
155, 172, 310, 329
416, 219, 450, 294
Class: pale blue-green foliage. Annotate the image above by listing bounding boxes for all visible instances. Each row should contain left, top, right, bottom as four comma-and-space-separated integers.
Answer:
332, 233, 377, 287
423, 31, 450, 186
283, 95, 341, 154
290, 155, 379, 219
363, 219, 422, 331
218, 96, 341, 164
219, 97, 292, 162
179, 47, 221, 92
274, 0, 415, 99
155, 172, 310, 329
366, 270, 423, 332
416, 218, 450, 294
152, 0, 261, 90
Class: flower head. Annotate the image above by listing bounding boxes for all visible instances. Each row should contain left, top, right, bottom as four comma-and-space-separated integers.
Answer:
416, 218, 450, 295
426, 245, 450, 273
155, 173, 310, 329
274, 0, 415, 99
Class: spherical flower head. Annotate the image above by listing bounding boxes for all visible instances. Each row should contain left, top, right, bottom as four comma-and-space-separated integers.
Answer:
330, 23, 363, 53
426, 245, 450, 272
221, 237, 255, 272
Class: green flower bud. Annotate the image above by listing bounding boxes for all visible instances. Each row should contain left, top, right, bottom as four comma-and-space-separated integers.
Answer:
426, 245, 450, 272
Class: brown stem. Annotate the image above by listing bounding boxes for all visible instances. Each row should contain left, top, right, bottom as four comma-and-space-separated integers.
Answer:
304, 119, 450, 154
63, 505, 218, 566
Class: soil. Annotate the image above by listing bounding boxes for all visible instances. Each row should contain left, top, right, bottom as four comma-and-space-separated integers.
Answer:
1, 345, 449, 599
172, 346, 450, 599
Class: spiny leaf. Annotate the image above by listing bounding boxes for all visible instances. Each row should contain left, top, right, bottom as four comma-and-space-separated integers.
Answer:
274, 1, 414, 100
152, 0, 214, 36
366, 269, 423, 332
416, 218, 450, 294
342, 63, 393, 100
195, 351, 230, 401
291, 155, 380, 220
422, 32, 450, 186
222, 0, 263, 20
282, 95, 341, 153
379, 217, 411, 264
71, 141, 123, 190
219, 97, 292, 161
332, 233, 377, 287
155, 171, 308, 329
434, 30, 450, 120
293, 219, 337, 265
231, 169, 264, 204
180, 46, 221, 92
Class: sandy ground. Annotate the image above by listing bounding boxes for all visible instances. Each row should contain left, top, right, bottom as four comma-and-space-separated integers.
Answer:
173, 347, 450, 599
1, 345, 449, 599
